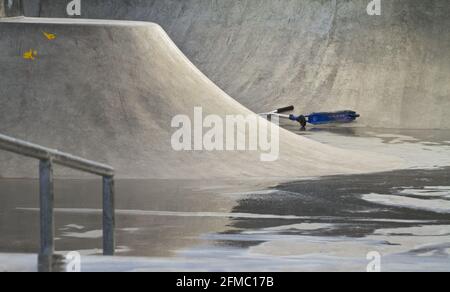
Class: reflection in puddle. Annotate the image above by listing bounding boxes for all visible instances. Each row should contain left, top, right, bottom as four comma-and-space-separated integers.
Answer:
62, 229, 103, 239
397, 186, 450, 199
282, 126, 450, 169
1, 138, 450, 271
362, 193, 450, 214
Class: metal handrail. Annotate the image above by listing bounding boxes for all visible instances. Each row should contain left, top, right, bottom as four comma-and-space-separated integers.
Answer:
0, 133, 114, 176
0, 133, 115, 272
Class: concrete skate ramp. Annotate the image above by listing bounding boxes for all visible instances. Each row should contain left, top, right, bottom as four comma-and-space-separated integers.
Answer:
35, 0, 450, 129
0, 17, 402, 178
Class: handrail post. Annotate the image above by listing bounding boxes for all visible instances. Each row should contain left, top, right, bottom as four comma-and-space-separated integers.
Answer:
38, 159, 55, 272
0, 133, 116, 265
102, 176, 115, 256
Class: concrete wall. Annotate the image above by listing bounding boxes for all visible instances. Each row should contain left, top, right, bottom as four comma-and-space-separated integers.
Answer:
35, 0, 450, 129
0, 0, 23, 17
22, 0, 39, 17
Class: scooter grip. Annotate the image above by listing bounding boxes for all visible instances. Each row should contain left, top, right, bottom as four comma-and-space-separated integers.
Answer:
276, 106, 295, 113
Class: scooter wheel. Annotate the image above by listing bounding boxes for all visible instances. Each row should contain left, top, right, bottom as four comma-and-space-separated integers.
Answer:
297, 115, 307, 129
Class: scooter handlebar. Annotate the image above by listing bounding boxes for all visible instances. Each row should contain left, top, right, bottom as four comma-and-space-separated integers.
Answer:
275, 106, 295, 114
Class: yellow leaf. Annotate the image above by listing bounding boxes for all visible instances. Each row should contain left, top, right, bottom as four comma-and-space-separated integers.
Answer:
23, 49, 37, 60
43, 32, 57, 40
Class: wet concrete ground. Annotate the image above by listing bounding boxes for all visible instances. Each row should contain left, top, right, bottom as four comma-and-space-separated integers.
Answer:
1, 127, 450, 271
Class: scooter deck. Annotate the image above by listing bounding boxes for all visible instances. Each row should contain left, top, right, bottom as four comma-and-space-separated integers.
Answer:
307, 111, 360, 125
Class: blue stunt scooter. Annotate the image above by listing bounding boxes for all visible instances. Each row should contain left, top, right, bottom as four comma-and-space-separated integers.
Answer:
260, 106, 360, 129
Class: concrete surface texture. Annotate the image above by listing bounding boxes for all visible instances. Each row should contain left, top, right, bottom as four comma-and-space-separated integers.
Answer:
33, 0, 450, 129
0, 17, 401, 178
0, 0, 22, 17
